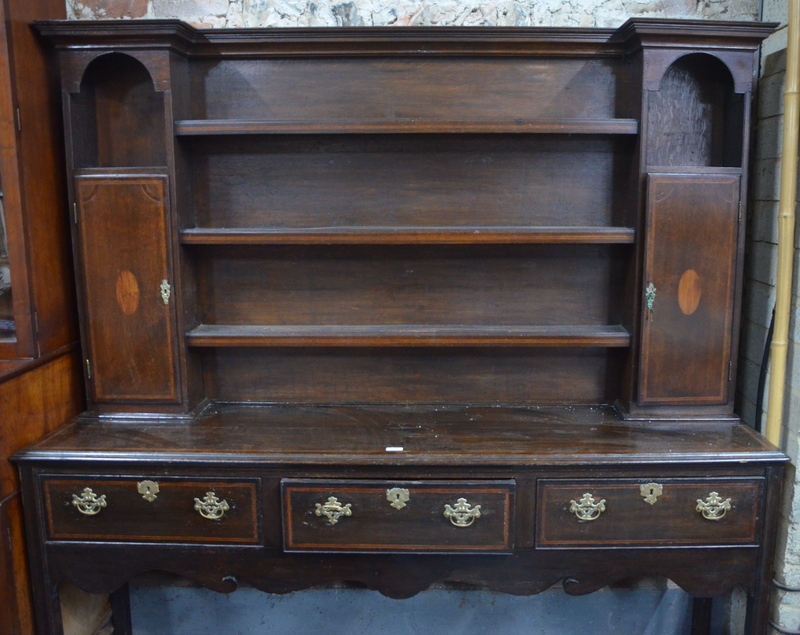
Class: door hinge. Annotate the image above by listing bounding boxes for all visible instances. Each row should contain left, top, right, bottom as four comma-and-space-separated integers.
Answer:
15, 108, 21, 131
728, 360, 733, 381
73, 202, 78, 224
738, 201, 743, 223
85, 359, 92, 379
33, 311, 39, 334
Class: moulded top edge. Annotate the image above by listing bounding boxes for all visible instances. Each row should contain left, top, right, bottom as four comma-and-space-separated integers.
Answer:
612, 17, 778, 49
32, 18, 777, 57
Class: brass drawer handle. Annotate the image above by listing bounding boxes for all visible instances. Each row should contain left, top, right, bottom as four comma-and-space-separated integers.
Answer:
444, 497, 481, 527
72, 487, 107, 516
315, 496, 352, 525
194, 491, 230, 520
696, 492, 731, 521
569, 493, 606, 521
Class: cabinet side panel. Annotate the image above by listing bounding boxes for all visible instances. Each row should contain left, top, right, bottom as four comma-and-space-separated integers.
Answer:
638, 173, 739, 405
75, 175, 180, 403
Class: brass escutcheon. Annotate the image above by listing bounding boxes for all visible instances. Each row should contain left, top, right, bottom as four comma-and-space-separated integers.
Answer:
194, 491, 230, 520
137, 480, 160, 502
160, 279, 171, 305
315, 496, 352, 525
640, 482, 663, 505
696, 492, 732, 521
72, 487, 107, 516
386, 488, 410, 510
444, 498, 481, 527
645, 282, 657, 314
569, 493, 606, 521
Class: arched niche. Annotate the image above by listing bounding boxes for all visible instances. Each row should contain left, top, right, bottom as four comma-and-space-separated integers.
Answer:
71, 53, 166, 168
646, 53, 743, 168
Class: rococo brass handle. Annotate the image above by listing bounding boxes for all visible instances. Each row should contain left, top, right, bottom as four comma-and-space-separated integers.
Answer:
444, 497, 481, 527
71, 487, 107, 516
569, 493, 606, 521
194, 491, 230, 520
696, 492, 731, 521
315, 496, 352, 525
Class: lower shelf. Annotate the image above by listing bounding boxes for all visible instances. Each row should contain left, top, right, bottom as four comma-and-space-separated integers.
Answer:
185, 324, 632, 347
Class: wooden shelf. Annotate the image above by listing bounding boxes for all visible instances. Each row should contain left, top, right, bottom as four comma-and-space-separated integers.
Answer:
185, 324, 631, 347
175, 118, 639, 136
180, 226, 635, 245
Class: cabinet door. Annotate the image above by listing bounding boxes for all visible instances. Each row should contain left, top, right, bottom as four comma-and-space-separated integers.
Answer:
639, 173, 740, 405
75, 174, 179, 404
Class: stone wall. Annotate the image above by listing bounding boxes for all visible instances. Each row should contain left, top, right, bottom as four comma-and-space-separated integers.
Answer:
67, 0, 759, 28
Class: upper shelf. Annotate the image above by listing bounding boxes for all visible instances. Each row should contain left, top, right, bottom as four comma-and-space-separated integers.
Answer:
185, 324, 631, 348
174, 118, 640, 136
180, 226, 635, 245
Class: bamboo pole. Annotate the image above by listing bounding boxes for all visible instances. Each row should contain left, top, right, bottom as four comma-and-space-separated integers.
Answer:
766, 0, 800, 446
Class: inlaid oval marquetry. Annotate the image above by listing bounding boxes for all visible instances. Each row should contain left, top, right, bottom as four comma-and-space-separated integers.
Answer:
677, 269, 701, 315
115, 270, 140, 315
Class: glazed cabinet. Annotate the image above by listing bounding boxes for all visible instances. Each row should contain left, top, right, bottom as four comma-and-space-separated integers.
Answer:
14, 19, 787, 635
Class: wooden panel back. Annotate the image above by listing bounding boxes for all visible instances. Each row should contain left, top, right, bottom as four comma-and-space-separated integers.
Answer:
197, 245, 624, 327
204, 348, 615, 404
192, 57, 623, 120
191, 136, 630, 229
75, 174, 180, 403
72, 53, 167, 169
638, 173, 739, 405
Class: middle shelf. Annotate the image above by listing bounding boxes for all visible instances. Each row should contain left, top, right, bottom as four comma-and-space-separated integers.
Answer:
180, 226, 636, 245
185, 324, 631, 347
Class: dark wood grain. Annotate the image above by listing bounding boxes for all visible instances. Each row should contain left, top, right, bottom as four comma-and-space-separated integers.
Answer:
13, 405, 782, 466
75, 174, 179, 404
0, 0, 75, 360
282, 480, 513, 552
186, 324, 631, 347
189, 135, 631, 230
194, 244, 626, 328
18, 19, 784, 635
647, 54, 743, 168
0, 348, 83, 499
175, 118, 639, 135
639, 173, 739, 405
180, 226, 636, 245
203, 348, 614, 404
44, 477, 259, 543
537, 478, 761, 547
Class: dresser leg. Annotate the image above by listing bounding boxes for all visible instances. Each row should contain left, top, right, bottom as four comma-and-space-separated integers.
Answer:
691, 597, 712, 635
110, 583, 132, 635
28, 578, 63, 635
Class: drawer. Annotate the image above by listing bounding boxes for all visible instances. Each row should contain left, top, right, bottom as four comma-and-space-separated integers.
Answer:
43, 476, 260, 544
282, 479, 514, 553
537, 478, 762, 548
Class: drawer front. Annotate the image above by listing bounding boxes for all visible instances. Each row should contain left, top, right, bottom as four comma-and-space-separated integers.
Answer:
537, 478, 762, 548
44, 477, 260, 544
283, 480, 514, 553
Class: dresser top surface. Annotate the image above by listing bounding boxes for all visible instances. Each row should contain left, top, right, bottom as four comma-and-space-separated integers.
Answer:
14, 404, 784, 467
